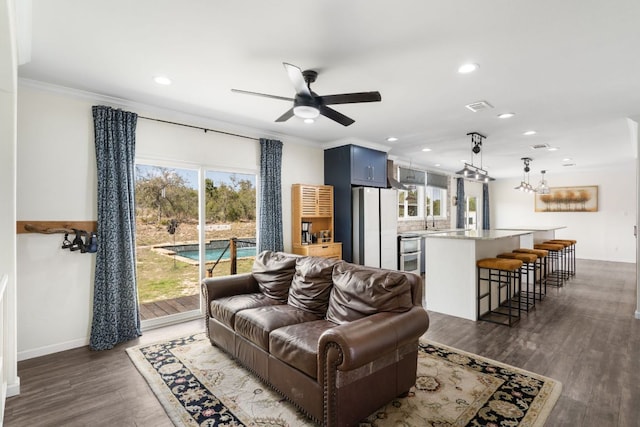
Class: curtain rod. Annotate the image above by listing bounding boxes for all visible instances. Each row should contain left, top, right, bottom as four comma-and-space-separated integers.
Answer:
138, 116, 259, 141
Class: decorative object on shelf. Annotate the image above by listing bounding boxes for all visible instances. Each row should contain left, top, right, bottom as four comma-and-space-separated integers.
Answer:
455, 132, 495, 182
514, 157, 536, 193
535, 185, 598, 212
17, 222, 98, 254
535, 170, 551, 194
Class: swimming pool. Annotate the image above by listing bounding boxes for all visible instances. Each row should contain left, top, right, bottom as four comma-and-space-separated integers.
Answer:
177, 246, 256, 261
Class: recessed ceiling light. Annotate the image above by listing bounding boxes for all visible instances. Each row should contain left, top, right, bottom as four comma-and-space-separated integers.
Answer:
386, 137, 398, 142
422, 148, 432, 152
460, 159, 468, 163
458, 63, 479, 74
562, 157, 572, 162
434, 163, 441, 167
153, 75, 172, 85
523, 130, 537, 136
304, 118, 314, 124
498, 112, 515, 119
547, 147, 559, 151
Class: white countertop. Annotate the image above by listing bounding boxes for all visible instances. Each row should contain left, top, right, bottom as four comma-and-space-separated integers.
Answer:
495, 225, 566, 231
398, 228, 464, 237
424, 229, 533, 240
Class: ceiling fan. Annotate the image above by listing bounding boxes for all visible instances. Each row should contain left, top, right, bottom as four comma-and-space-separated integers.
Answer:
231, 62, 382, 126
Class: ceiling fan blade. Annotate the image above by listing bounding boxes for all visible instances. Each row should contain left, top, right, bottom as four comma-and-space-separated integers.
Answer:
283, 62, 311, 97
319, 91, 382, 105
231, 89, 293, 102
319, 106, 355, 126
275, 108, 295, 122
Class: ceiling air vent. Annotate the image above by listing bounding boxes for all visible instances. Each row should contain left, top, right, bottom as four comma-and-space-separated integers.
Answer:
464, 100, 494, 113
530, 143, 551, 150
563, 163, 576, 167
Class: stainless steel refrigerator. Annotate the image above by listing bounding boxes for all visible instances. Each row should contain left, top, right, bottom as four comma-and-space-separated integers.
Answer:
352, 187, 398, 269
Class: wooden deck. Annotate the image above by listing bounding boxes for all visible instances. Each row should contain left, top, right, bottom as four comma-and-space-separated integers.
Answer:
139, 294, 200, 320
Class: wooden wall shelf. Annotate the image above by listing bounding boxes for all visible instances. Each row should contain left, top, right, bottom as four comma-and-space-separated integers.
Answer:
16, 221, 98, 234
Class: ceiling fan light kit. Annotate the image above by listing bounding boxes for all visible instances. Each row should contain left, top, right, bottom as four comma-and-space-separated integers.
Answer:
232, 62, 381, 126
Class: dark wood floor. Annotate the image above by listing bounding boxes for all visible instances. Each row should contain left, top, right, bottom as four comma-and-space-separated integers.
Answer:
4, 259, 639, 426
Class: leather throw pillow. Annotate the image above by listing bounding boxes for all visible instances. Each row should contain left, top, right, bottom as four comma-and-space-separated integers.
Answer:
252, 250, 297, 302
287, 256, 338, 316
326, 262, 413, 324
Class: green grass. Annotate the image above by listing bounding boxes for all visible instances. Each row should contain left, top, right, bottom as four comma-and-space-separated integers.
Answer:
136, 246, 254, 303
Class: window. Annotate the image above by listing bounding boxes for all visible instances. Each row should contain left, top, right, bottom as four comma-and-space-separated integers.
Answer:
425, 186, 447, 219
398, 187, 424, 219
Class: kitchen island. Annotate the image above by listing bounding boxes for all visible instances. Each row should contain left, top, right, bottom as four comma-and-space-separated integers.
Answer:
495, 225, 566, 247
424, 229, 533, 321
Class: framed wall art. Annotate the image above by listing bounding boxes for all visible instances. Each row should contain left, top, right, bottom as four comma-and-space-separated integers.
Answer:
534, 186, 598, 212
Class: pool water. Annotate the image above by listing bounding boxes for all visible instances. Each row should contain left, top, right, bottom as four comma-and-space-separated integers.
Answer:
177, 246, 256, 261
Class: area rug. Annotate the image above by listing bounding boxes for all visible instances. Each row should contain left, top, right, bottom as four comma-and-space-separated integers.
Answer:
127, 333, 561, 426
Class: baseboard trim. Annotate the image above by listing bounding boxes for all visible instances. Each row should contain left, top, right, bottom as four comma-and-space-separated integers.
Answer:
18, 337, 89, 361
6, 377, 20, 397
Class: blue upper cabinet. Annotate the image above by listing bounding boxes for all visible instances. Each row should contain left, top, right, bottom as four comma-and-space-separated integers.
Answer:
349, 145, 387, 187
324, 144, 388, 188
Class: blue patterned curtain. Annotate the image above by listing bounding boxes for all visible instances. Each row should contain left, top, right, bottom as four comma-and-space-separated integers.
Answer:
456, 178, 465, 229
258, 138, 284, 252
482, 183, 491, 230
90, 105, 141, 350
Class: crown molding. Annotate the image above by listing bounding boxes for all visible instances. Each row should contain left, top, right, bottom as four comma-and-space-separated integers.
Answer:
18, 78, 318, 147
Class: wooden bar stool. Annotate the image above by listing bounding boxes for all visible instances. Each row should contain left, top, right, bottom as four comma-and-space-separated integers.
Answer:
534, 243, 565, 287
477, 258, 523, 326
549, 239, 576, 277
513, 248, 549, 300
497, 252, 538, 311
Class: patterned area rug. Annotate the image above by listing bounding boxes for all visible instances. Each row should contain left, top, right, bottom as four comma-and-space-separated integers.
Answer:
127, 333, 561, 426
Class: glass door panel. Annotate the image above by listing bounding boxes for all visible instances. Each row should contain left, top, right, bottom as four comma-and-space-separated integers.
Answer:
204, 171, 257, 277
135, 164, 200, 320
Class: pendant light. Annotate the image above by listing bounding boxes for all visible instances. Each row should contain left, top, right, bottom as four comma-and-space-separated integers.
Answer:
455, 132, 495, 183
514, 157, 536, 193
535, 170, 550, 194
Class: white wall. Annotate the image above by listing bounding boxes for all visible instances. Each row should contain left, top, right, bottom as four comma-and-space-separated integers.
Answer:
491, 163, 636, 262
0, 0, 20, 399
16, 82, 324, 359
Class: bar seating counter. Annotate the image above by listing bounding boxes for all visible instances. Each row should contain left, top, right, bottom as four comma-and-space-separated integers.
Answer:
424, 229, 534, 321
495, 225, 566, 247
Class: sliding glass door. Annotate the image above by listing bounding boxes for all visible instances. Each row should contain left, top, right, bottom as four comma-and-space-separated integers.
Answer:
134, 163, 257, 322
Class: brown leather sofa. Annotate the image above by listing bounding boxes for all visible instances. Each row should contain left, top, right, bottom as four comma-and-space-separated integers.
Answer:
201, 251, 429, 427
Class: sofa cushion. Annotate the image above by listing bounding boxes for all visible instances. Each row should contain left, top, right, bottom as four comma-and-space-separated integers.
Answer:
210, 293, 281, 329
269, 320, 337, 379
326, 262, 413, 324
235, 305, 321, 351
287, 256, 338, 316
252, 251, 297, 302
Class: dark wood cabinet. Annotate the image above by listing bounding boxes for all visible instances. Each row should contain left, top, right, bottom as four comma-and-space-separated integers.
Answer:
324, 144, 388, 262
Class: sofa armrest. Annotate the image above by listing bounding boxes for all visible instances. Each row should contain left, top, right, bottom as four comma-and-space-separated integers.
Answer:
318, 306, 429, 374
201, 273, 260, 306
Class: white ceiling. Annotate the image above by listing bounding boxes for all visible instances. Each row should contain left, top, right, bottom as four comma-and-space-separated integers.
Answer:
16, 0, 640, 179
